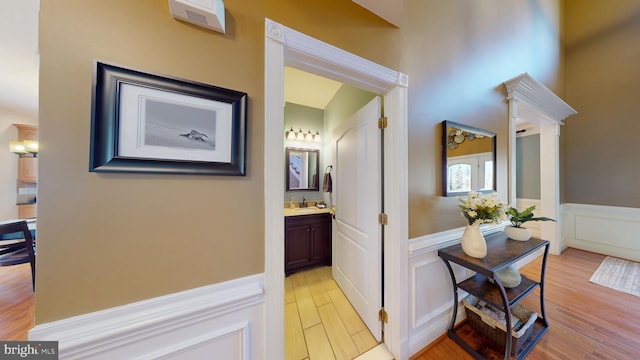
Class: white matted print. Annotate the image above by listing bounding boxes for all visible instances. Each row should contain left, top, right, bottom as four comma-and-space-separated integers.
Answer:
118, 83, 232, 163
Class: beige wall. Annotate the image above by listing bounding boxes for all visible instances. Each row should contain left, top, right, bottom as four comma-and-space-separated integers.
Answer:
37, 0, 398, 324
402, 0, 563, 237
38, 0, 568, 324
563, 0, 640, 206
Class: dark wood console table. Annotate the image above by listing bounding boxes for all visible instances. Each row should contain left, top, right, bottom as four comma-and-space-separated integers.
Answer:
438, 232, 549, 360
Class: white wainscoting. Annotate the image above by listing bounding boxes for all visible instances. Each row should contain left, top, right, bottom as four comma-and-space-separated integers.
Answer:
563, 203, 640, 262
407, 224, 504, 355
29, 274, 265, 360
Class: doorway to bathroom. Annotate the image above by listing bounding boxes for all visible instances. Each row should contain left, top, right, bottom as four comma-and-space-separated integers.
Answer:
283, 75, 383, 357
264, 18, 409, 360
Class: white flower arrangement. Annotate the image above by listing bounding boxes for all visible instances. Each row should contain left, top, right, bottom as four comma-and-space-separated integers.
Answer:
457, 191, 507, 226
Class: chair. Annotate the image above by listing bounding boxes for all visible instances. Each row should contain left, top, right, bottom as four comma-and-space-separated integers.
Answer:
0, 221, 36, 291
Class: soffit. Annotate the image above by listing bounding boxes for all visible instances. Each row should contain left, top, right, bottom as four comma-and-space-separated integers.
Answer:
284, 67, 343, 110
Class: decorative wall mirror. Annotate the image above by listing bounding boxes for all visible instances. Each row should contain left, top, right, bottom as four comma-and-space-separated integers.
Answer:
442, 120, 496, 196
286, 147, 320, 191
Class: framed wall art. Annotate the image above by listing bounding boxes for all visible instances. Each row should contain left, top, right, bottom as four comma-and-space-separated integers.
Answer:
90, 61, 247, 175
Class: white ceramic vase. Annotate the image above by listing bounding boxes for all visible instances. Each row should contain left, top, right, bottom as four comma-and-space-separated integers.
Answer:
504, 226, 531, 241
461, 224, 487, 258
495, 264, 522, 288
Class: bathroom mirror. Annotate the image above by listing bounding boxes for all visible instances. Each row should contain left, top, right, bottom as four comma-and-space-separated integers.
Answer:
442, 120, 496, 196
286, 147, 320, 191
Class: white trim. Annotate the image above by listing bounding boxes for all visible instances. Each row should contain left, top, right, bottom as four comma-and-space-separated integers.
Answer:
408, 300, 466, 356
265, 18, 409, 359
411, 257, 455, 330
381, 83, 410, 360
140, 321, 250, 360
264, 18, 286, 360
503, 73, 577, 123
30, 274, 264, 359
504, 73, 576, 255
563, 203, 640, 262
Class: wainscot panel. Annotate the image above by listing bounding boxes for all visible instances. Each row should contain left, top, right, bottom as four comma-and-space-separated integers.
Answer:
407, 224, 504, 355
563, 203, 640, 262
29, 274, 265, 359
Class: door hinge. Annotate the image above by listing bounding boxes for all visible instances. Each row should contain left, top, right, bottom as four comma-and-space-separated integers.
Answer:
379, 308, 388, 323
378, 116, 388, 129
378, 213, 388, 225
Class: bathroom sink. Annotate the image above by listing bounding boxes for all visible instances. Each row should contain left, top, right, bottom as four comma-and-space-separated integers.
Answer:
294, 208, 318, 213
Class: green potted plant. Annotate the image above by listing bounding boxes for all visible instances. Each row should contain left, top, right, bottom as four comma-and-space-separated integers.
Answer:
504, 205, 556, 241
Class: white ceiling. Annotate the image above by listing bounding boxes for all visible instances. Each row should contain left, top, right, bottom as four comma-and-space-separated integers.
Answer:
284, 67, 343, 109
0, 0, 39, 116
0, 0, 400, 116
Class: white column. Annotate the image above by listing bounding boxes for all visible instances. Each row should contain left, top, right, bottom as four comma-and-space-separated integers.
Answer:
539, 123, 561, 254
507, 99, 518, 207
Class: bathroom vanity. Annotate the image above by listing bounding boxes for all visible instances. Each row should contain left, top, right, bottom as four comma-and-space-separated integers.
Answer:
284, 209, 332, 276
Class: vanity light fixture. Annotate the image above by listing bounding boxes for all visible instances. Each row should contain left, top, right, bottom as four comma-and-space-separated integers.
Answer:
285, 128, 322, 143
9, 140, 39, 157
286, 127, 296, 140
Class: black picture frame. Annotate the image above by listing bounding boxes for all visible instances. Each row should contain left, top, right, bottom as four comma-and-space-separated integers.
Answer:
90, 61, 247, 175
441, 120, 496, 196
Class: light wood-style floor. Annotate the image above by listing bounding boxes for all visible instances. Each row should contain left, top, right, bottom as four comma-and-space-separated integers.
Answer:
412, 248, 640, 360
4, 249, 640, 360
0, 263, 35, 340
285, 266, 378, 360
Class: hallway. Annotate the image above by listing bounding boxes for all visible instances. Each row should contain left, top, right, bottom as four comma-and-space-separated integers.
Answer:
285, 266, 378, 360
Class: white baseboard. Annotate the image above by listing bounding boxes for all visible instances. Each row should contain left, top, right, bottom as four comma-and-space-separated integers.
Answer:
408, 299, 466, 356
30, 274, 265, 360
563, 203, 640, 261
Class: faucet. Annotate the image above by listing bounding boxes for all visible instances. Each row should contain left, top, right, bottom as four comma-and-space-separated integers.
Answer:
301, 197, 308, 208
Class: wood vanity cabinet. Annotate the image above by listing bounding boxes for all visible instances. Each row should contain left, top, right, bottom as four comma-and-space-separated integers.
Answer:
285, 213, 331, 275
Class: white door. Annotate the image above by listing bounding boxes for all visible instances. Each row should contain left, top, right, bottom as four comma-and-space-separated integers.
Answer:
332, 96, 382, 341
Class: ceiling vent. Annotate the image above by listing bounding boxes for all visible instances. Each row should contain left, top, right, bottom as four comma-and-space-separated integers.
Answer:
168, 0, 225, 33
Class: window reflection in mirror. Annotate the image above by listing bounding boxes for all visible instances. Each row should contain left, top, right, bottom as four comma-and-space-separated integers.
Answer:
442, 121, 496, 196
286, 147, 320, 191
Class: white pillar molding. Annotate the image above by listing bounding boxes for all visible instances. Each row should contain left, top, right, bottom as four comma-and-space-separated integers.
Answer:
507, 99, 519, 207
539, 123, 561, 254
503, 73, 576, 255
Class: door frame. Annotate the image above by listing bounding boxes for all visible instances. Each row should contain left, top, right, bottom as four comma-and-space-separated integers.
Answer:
264, 19, 409, 359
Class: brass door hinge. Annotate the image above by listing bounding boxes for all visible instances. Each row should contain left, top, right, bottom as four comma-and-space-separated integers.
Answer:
378, 308, 388, 323
378, 213, 388, 226
378, 116, 388, 129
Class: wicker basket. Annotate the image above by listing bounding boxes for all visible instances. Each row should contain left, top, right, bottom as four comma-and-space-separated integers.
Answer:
463, 295, 537, 356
